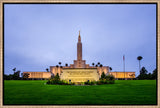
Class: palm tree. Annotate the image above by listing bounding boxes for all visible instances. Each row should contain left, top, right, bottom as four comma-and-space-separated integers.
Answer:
92, 63, 95, 67
97, 62, 100, 66
109, 67, 112, 72
46, 68, 49, 72
60, 66, 63, 73
13, 68, 16, 73
100, 64, 103, 73
65, 63, 68, 67
95, 65, 98, 67
137, 56, 143, 74
58, 62, 61, 66
56, 65, 59, 68
56, 65, 59, 74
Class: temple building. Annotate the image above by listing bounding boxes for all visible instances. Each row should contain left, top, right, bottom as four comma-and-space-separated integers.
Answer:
23, 31, 135, 81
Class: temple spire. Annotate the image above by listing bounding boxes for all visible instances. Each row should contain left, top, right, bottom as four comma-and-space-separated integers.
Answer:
78, 30, 81, 42
77, 31, 82, 60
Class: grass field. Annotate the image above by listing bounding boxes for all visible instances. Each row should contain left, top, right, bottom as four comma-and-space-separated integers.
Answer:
4, 80, 157, 105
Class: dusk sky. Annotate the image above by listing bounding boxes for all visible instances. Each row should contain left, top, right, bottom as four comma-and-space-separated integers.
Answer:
4, 4, 156, 76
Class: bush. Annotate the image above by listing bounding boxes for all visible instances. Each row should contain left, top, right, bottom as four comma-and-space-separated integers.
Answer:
89, 81, 96, 85
104, 79, 109, 84
105, 74, 115, 80
99, 79, 105, 84
47, 79, 71, 85
81, 82, 85, 85
71, 82, 75, 85
109, 80, 115, 84
47, 73, 115, 85
84, 80, 96, 85
96, 81, 102, 85
84, 81, 89, 85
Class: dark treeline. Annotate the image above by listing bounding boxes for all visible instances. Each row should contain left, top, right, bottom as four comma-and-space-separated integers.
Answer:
136, 67, 157, 80
4, 71, 21, 80
4, 68, 30, 80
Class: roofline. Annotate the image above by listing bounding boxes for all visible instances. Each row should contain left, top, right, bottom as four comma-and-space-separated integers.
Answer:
24, 71, 50, 73
109, 71, 135, 73
62, 68, 97, 69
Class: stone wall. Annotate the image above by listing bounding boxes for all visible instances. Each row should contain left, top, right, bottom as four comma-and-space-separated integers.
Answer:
23, 72, 51, 78
110, 72, 135, 78
60, 68, 99, 82
50, 65, 109, 77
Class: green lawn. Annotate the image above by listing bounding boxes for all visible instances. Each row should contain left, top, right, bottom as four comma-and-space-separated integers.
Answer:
4, 80, 157, 105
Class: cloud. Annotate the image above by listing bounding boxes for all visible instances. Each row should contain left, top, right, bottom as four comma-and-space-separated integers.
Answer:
4, 4, 156, 76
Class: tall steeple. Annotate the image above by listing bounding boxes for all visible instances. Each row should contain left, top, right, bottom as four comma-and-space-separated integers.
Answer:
77, 31, 82, 60
78, 30, 81, 42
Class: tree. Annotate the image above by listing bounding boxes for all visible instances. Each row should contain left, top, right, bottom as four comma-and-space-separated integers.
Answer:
97, 62, 100, 66
137, 67, 157, 80
137, 67, 148, 79
152, 68, 157, 79
100, 72, 106, 80
92, 63, 95, 67
95, 65, 98, 67
137, 56, 143, 74
13, 70, 21, 80
56, 65, 59, 73
109, 67, 112, 72
8, 74, 13, 80
58, 62, 61, 66
140, 67, 148, 75
5, 71, 21, 80
4, 74, 10, 80
65, 63, 68, 67
13, 68, 16, 73
100, 64, 103, 67
46, 68, 49, 72
147, 73, 152, 79
51, 73, 54, 78
54, 73, 60, 81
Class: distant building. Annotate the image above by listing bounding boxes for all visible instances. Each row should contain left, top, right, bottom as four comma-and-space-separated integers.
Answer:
23, 31, 135, 81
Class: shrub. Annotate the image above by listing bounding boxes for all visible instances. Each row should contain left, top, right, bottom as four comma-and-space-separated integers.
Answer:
100, 72, 106, 80
104, 79, 109, 84
47, 73, 115, 85
83, 80, 96, 85
91, 81, 96, 85
99, 79, 103, 83
81, 82, 85, 85
105, 74, 115, 80
89, 81, 94, 85
109, 75, 115, 80
105, 75, 110, 81
96, 81, 102, 85
109, 80, 115, 84
84, 81, 89, 85
71, 82, 75, 85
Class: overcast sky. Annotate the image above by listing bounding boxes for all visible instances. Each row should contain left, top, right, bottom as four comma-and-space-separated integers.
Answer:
4, 4, 156, 76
